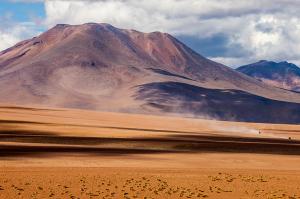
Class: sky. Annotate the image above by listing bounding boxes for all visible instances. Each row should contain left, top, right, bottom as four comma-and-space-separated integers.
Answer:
1, 0, 300, 68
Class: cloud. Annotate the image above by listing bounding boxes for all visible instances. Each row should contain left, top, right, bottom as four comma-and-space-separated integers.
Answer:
0, 33, 19, 51
0, 12, 43, 51
0, 22, 43, 51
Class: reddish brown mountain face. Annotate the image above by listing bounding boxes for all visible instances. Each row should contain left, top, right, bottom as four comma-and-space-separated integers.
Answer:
1, 23, 300, 123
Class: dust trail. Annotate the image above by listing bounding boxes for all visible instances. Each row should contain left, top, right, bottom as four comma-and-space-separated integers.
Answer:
259, 130, 289, 139
211, 124, 289, 139
211, 125, 260, 135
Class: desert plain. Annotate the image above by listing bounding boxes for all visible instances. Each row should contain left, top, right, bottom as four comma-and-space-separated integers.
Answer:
1, 105, 300, 199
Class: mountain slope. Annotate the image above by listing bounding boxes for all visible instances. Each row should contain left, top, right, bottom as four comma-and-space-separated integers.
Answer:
1, 23, 300, 123
237, 60, 300, 92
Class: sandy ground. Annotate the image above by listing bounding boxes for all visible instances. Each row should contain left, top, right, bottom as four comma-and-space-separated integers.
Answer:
1, 105, 300, 198
1, 168, 300, 199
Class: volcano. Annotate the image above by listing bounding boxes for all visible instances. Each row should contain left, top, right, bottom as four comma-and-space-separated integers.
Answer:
1, 23, 300, 123
237, 60, 300, 92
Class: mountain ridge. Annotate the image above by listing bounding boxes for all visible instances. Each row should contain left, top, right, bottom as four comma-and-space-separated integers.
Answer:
237, 60, 300, 92
1, 23, 300, 123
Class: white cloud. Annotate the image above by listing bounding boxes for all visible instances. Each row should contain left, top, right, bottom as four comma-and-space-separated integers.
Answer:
0, 32, 20, 51
209, 57, 251, 68
0, 20, 43, 51
234, 14, 300, 66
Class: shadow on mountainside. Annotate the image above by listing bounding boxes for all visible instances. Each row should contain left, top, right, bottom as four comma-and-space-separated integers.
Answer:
136, 81, 300, 124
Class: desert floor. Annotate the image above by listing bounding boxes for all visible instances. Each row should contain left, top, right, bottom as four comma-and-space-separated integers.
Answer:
1, 105, 300, 198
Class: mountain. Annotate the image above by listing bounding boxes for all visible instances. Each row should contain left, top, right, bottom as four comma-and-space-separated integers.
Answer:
237, 60, 300, 92
1, 23, 300, 123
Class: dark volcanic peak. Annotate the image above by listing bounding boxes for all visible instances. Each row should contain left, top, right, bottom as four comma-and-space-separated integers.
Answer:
2, 23, 300, 123
237, 60, 300, 91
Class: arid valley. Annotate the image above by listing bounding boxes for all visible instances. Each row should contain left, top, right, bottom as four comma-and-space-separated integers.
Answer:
2, 1, 300, 198
1, 105, 300, 198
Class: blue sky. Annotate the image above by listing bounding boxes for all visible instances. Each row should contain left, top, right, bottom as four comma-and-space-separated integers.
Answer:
0, 0, 45, 23
1, 0, 300, 68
